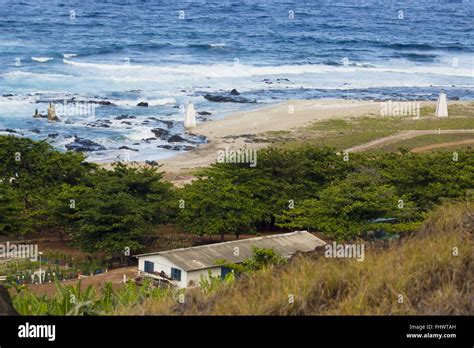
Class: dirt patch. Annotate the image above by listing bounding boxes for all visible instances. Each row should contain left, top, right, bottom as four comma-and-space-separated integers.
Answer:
411, 139, 474, 153
346, 129, 474, 153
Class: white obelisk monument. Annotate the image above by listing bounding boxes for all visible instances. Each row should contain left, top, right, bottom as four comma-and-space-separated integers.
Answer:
184, 101, 197, 129
435, 92, 448, 117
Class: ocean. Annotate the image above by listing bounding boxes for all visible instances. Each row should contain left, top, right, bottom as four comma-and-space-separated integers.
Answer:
0, 0, 473, 162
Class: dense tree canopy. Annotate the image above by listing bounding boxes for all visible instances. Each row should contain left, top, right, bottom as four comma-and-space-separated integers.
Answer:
177, 176, 260, 240
178, 145, 472, 239
53, 164, 174, 255
0, 135, 472, 250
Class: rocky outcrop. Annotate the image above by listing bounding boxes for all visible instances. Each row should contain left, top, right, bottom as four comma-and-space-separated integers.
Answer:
151, 128, 171, 139
160, 120, 174, 129
1, 129, 19, 134
65, 136, 106, 152
33, 109, 47, 119
87, 120, 112, 128
47, 103, 60, 122
137, 102, 149, 107
168, 134, 186, 143
119, 146, 139, 152
114, 115, 136, 120
158, 144, 195, 151
36, 99, 114, 106
203, 94, 256, 103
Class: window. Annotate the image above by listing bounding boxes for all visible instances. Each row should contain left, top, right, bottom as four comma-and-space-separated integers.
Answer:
144, 260, 154, 273
221, 267, 232, 279
171, 268, 182, 281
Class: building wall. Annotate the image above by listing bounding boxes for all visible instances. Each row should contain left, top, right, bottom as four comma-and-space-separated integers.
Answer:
186, 267, 222, 288
138, 255, 188, 288
138, 255, 225, 288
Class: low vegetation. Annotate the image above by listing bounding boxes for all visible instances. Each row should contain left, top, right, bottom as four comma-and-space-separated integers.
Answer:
8, 202, 472, 315
269, 103, 474, 150
380, 133, 474, 153
121, 202, 473, 315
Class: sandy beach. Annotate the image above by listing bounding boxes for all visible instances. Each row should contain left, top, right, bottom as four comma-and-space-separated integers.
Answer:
155, 99, 381, 180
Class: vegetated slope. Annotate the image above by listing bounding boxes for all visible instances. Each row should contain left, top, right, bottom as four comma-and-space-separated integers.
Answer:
123, 202, 473, 315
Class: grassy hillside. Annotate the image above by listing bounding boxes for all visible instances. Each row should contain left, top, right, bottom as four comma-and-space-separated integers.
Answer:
120, 202, 473, 315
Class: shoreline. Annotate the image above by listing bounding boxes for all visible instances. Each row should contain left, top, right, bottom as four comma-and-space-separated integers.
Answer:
98, 99, 472, 182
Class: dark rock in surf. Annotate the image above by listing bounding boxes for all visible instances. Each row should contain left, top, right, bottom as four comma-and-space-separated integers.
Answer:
119, 146, 139, 152
115, 115, 136, 120
158, 144, 194, 151
151, 128, 170, 139
160, 120, 174, 129
137, 102, 149, 107
65, 136, 106, 152
87, 120, 112, 128
229, 89, 240, 96
168, 134, 186, 143
187, 133, 207, 144
203, 94, 256, 103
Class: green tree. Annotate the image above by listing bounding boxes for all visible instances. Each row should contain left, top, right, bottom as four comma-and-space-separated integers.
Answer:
57, 163, 174, 255
276, 170, 420, 240
0, 183, 24, 235
177, 176, 260, 240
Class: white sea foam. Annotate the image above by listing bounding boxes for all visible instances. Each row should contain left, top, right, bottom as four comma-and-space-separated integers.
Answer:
127, 127, 157, 141
208, 43, 226, 48
62, 59, 474, 79
2, 71, 73, 80
31, 57, 54, 63
148, 97, 177, 106
63, 59, 141, 70
63, 53, 77, 58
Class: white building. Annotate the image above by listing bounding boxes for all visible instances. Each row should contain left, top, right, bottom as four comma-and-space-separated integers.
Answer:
135, 231, 326, 288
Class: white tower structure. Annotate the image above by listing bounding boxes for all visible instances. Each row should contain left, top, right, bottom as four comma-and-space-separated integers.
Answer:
184, 101, 197, 128
435, 92, 448, 117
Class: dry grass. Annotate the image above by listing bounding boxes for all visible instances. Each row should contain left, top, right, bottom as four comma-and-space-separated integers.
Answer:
120, 202, 473, 315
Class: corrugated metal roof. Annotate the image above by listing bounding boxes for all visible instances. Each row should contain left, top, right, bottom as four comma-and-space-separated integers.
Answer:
136, 231, 326, 271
